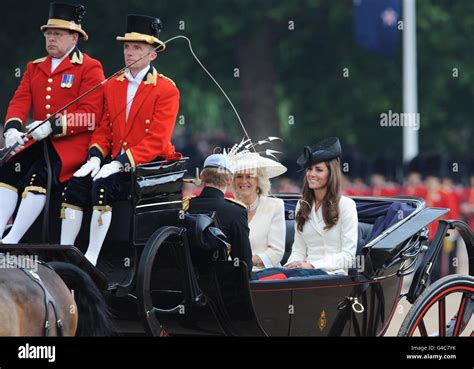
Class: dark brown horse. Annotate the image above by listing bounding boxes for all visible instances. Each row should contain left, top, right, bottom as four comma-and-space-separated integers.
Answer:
0, 260, 113, 336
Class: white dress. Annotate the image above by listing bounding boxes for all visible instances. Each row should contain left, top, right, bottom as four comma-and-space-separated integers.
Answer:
285, 196, 358, 275
249, 196, 286, 268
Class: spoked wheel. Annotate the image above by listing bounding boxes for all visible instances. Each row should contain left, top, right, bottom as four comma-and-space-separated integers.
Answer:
136, 226, 186, 336
398, 274, 474, 336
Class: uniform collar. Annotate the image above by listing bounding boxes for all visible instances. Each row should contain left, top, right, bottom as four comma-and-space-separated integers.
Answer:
69, 46, 83, 64
48, 46, 82, 65
32, 45, 81, 67
117, 65, 157, 85
125, 64, 150, 83
143, 65, 158, 85
200, 186, 225, 199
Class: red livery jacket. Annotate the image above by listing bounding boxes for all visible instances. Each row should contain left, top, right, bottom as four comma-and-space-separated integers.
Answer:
426, 189, 450, 240
461, 187, 474, 230
370, 183, 400, 197
401, 184, 427, 199
88, 66, 181, 167
4, 47, 105, 182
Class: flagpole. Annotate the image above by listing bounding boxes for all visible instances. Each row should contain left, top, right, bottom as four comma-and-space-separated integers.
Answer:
402, 0, 419, 163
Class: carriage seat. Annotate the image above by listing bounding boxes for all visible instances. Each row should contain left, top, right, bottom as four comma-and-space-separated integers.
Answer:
280, 219, 374, 265
278, 199, 420, 277
357, 222, 373, 255
251, 273, 348, 284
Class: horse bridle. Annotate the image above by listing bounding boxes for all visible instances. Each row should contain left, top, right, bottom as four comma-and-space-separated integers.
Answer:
15, 259, 64, 336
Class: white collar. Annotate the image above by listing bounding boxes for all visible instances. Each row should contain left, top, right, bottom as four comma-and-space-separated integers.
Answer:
125, 65, 150, 84
51, 45, 76, 64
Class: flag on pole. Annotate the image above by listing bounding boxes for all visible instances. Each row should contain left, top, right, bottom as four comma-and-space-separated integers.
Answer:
353, 0, 401, 57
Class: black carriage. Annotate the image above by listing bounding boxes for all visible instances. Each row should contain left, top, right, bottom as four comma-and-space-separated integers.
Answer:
1, 157, 473, 337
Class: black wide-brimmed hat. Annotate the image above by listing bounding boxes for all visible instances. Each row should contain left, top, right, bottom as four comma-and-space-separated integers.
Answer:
40, 2, 88, 40
116, 14, 166, 52
297, 137, 342, 170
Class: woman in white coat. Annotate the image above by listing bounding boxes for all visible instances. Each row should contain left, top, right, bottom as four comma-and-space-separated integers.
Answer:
284, 137, 358, 276
230, 150, 287, 270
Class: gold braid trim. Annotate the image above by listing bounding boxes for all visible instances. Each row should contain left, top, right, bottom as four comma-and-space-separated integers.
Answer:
0, 182, 18, 193
60, 202, 83, 219
5, 117, 23, 124
126, 149, 136, 168
182, 195, 193, 211
89, 143, 105, 157
22, 186, 46, 198
93, 205, 112, 226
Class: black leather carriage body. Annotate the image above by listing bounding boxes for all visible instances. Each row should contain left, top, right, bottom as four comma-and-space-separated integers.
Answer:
132, 158, 188, 245
133, 158, 187, 205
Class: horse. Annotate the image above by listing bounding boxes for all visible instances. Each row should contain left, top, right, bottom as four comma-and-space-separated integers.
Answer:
0, 258, 113, 336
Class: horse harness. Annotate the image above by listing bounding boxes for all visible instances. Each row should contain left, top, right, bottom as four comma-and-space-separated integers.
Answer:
12, 258, 65, 336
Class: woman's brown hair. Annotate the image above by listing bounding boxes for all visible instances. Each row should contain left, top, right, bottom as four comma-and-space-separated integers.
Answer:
295, 158, 342, 232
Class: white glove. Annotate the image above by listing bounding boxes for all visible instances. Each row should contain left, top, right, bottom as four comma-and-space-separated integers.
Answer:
93, 160, 124, 181
26, 120, 53, 141
73, 157, 101, 178
4, 128, 28, 153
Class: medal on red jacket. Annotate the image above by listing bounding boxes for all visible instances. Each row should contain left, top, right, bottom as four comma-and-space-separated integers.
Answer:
61, 74, 74, 88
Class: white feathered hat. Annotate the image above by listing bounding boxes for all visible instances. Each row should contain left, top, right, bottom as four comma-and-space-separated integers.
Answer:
224, 137, 287, 179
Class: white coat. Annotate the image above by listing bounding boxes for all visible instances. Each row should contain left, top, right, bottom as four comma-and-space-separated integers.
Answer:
285, 196, 358, 275
249, 196, 286, 268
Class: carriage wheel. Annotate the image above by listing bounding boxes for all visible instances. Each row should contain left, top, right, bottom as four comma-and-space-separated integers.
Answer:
136, 226, 185, 336
398, 274, 474, 336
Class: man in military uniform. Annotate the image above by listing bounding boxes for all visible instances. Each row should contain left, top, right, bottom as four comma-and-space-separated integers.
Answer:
186, 154, 253, 275
0, 3, 105, 243
60, 15, 181, 265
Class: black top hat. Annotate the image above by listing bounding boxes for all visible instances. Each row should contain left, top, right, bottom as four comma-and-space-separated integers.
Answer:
116, 14, 166, 51
40, 3, 88, 40
297, 137, 341, 170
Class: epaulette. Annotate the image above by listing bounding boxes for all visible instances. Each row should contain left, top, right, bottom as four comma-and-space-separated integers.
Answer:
159, 73, 176, 87
182, 195, 194, 211
32, 57, 47, 64
225, 197, 246, 209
